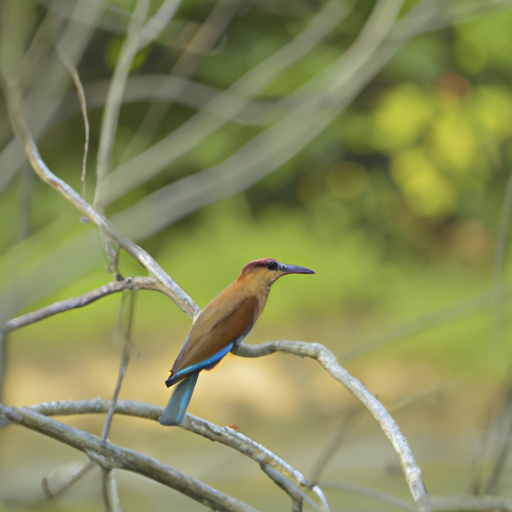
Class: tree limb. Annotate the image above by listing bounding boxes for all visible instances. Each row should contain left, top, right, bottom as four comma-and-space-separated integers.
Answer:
0, 403, 260, 512
1, 399, 317, 499
4, 276, 175, 333
233, 341, 431, 512
4, 80, 199, 319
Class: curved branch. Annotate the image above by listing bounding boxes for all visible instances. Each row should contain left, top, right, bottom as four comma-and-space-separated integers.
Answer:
5, 80, 199, 319
100, 0, 350, 204
94, 0, 150, 210
233, 341, 431, 512
0, 403, 259, 512
2, 399, 316, 499
4, 276, 174, 332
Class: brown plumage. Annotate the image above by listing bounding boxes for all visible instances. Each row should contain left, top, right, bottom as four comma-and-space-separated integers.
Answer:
159, 258, 314, 426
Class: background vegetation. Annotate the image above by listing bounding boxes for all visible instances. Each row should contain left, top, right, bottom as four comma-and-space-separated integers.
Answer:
2, 0, 512, 510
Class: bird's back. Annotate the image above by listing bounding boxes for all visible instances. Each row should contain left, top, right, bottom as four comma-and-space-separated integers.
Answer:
169, 283, 262, 383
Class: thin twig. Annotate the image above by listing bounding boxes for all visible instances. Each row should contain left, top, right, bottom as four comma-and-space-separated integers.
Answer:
99, 0, 350, 204
291, 497, 303, 512
120, 0, 240, 163
102, 469, 125, 512
483, 383, 512, 495
492, 170, 512, 337
0, 0, 105, 197
324, 481, 512, 511
262, 465, 321, 512
101, 290, 137, 443
310, 407, 361, 485
322, 480, 415, 511
138, 0, 182, 49
17, 165, 33, 241
101, 0, 512, 235
67, 75, 292, 126
42, 461, 96, 499
94, 0, 183, 210
94, 0, 151, 211
57, 48, 90, 197
232, 341, 431, 512
100, 0, 406, 233
4, 276, 173, 333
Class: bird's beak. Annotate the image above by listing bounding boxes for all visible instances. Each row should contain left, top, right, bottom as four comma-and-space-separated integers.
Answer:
279, 263, 315, 275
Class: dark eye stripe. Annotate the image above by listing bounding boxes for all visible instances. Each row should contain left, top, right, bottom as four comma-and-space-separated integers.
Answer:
266, 261, 278, 271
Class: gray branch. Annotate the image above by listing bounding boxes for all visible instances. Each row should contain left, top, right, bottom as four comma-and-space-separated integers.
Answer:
4, 277, 172, 333
233, 341, 431, 512
0, 402, 259, 512
4, 80, 199, 319
0, 399, 327, 509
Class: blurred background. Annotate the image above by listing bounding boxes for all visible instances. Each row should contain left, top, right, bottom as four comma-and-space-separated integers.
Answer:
2, 0, 512, 510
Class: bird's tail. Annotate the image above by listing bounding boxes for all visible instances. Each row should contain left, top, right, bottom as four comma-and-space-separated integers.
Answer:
159, 373, 199, 426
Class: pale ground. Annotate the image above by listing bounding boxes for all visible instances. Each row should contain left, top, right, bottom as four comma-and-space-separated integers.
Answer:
0, 317, 504, 511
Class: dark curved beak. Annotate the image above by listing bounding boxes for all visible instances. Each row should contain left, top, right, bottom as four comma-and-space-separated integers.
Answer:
279, 263, 315, 275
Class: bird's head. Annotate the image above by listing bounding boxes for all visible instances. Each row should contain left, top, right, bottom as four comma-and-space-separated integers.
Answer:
240, 258, 315, 287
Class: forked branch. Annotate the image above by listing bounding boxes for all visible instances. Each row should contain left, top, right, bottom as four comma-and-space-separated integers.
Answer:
4, 79, 199, 319
0, 402, 259, 512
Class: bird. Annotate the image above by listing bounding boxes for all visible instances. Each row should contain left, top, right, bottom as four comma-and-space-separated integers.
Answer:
159, 258, 315, 426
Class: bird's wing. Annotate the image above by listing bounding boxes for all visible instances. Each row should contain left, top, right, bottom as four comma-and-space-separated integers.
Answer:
171, 295, 258, 378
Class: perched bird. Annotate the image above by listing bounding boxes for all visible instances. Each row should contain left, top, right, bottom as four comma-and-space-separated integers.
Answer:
159, 258, 314, 426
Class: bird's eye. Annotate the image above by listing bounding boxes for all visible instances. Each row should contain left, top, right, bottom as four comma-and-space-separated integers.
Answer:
267, 261, 279, 271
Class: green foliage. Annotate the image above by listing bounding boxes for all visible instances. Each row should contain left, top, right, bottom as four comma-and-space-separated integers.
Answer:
5, 2, 512, 510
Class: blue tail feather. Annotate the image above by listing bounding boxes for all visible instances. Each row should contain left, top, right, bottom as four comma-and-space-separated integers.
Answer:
159, 373, 199, 426
165, 343, 234, 387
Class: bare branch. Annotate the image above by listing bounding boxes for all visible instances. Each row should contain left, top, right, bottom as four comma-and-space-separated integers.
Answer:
102, 0, 512, 240
138, 0, 182, 49
121, 0, 240, 162
0, 0, 106, 196
101, 290, 137, 443
70, 75, 290, 126
94, 0, 183, 211
309, 407, 361, 484
100, 0, 406, 234
322, 481, 512, 512
102, 469, 125, 512
100, 0, 350, 204
232, 341, 431, 512
493, 170, 512, 336
0, 403, 260, 512
4, 276, 174, 333
183, 417, 316, 496
94, 0, 151, 211
5, 81, 199, 318
261, 464, 322, 512
2, 399, 319, 501
42, 461, 96, 499
482, 385, 512, 495
171, 0, 238, 77
56, 48, 90, 197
